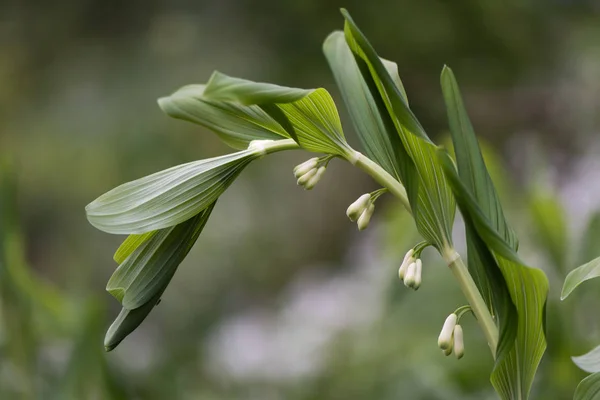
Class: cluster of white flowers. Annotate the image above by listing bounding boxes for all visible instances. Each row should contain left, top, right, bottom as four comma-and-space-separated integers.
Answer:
398, 249, 422, 290
437, 313, 465, 359
346, 193, 376, 230
293, 158, 327, 190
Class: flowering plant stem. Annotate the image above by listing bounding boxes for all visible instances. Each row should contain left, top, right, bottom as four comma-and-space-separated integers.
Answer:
264, 139, 499, 357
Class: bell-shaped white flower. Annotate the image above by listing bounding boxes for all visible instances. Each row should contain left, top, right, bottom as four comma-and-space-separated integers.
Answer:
293, 158, 319, 178
453, 325, 464, 359
438, 313, 457, 350
303, 166, 326, 190
403, 261, 417, 288
346, 194, 371, 222
357, 203, 375, 231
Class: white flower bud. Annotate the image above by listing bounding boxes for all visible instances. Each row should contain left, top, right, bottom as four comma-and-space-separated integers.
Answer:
357, 203, 375, 231
293, 158, 319, 178
404, 262, 416, 288
438, 313, 457, 350
453, 325, 464, 359
443, 343, 453, 356
346, 194, 371, 222
398, 249, 414, 280
303, 166, 326, 190
412, 259, 422, 290
297, 168, 317, 186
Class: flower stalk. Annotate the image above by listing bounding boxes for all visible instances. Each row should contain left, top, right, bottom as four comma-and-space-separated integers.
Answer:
254, 138, 499, 358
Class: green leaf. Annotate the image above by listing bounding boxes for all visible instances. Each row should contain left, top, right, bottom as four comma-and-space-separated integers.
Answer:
86, 149, 255, 234
158, 84, 288, 150
441, 66, 517, 249
323, 31, 410, 182
574, 372, 600, 400
561, 256, 600, 300
113, 231, 157, 264
573, 345, 600, 373
201, 72, 352, 157
203, 71, 311, 104
439, 66, 548, 400
341, 10, 455, 250
104, 290, 162, 352
107, 203, 215, 309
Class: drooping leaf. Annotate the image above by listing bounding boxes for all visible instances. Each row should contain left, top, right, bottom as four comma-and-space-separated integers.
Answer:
158, 84, 289, 150
113, 231, 157, 264
104, 290, 162, 352
561, 256, 600, 300
107, 203, 215, 309
573, 345, 600, 373
201, 72, 353, 157
86, 149, 255, 234
341, 10, 455, 250
439, 66, 548, 400
574, 372, 600, 400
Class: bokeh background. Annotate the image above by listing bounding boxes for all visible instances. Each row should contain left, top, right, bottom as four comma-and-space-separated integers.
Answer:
2, 1, 600, 399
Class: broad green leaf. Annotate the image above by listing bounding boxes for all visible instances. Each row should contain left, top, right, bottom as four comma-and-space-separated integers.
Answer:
561, 256, 600, 300
574, 372, 600, 400
104, 290, 162, 351
113, 231, 157, 264
341, 10, 455, 250
439, 67, 548, 399
203, 71, 311, 104
107, 203, 215, 309
322, 31, 408, 181
441, 66, 517, 249
202, 72, 353, 157
573, 345, 600, 373
528, 189, 568, 272
86, 149, 255, 234
439, 153, 548, 400
158, 84, 288, 150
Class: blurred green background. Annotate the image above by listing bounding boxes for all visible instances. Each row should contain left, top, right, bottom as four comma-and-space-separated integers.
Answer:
2, 0, 600, 398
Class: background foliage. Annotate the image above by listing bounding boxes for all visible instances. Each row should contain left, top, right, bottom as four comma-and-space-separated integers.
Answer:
2, 1, 600, 398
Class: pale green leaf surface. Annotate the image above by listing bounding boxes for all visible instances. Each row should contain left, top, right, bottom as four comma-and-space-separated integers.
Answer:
342, 10, 455, 250
573, 345, 600, 373
562, 256, 600, 300
107, 203, 214, 309
203, 71, 311, 104
201, 71, 351, 156
86, 150, 254, 234
574, 372, 600, 400
158, 84, 287, 150
278, 88, 352, 156
113, 231, 157, 264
